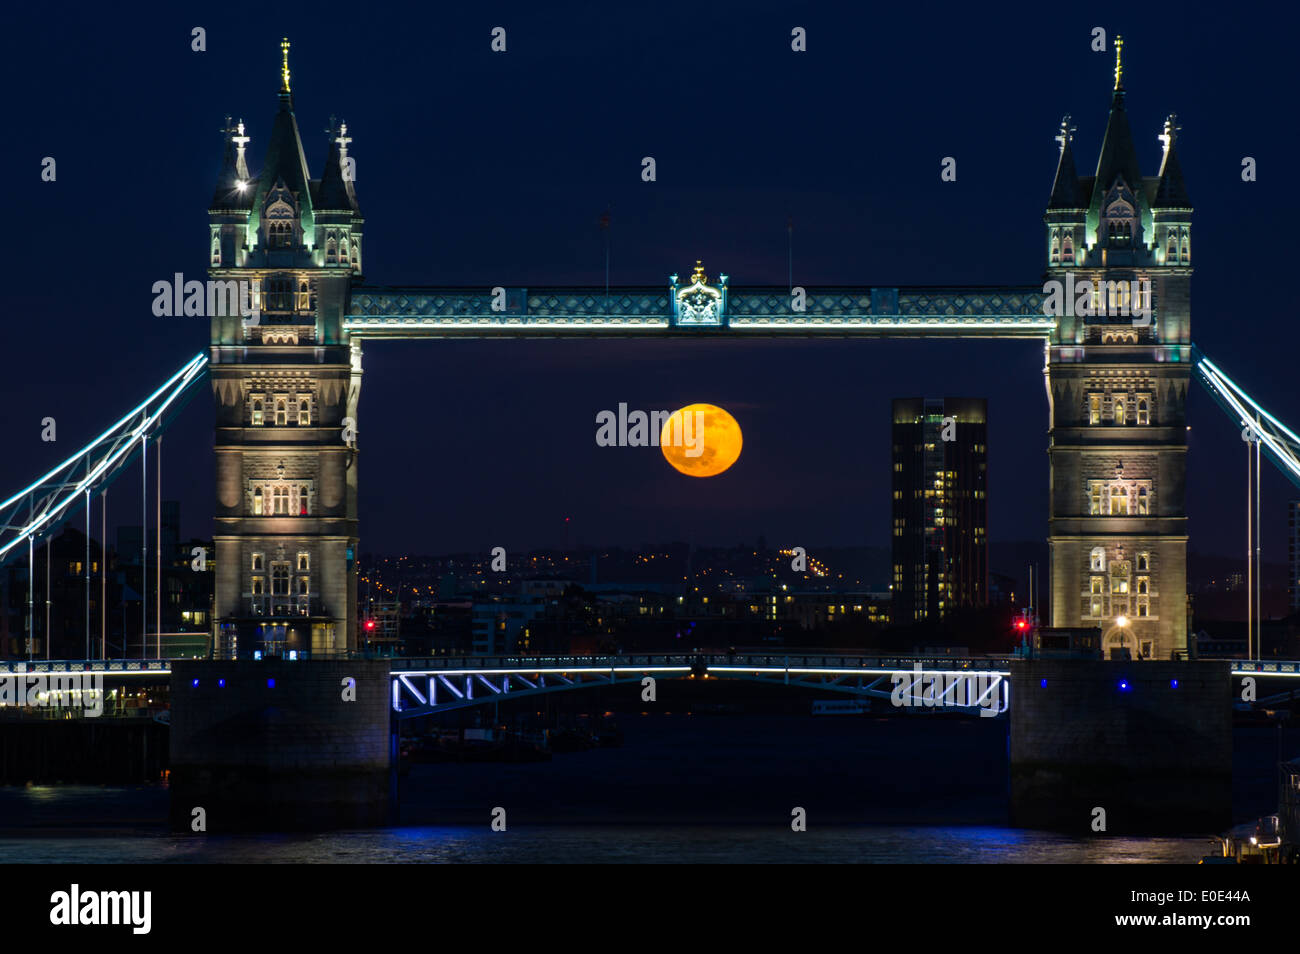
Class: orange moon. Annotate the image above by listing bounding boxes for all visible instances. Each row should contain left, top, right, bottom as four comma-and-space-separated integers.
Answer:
660, 403, 743, 477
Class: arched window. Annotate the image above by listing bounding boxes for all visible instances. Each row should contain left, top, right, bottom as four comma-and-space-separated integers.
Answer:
1062, 236, 1074, 264
266, 275, 293, 312
275, 399, 288, 426
1137, 552, 1149, 572
1050, 235, 1060, 264
298, 486, 309, 515
340, 237, 350, 264
1137, 487, 1149, 515
1114, 397, 1126, 424
297, 399, 310, 425
251, 398, 264, 426
253, 488, 263, 515
1180, 236, 1190, 261
211, 234, 221, 265
1136, 399, 1149, 425
1090, 547, 1106, 572
325, 235, 337, 263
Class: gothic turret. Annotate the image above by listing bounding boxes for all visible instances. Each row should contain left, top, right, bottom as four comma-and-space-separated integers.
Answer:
248, 39, 316, 264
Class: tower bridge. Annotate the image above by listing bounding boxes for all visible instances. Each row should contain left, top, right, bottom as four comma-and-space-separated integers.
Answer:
5, 39, 1292, 671
200, 37, 1196, 664
1, 37, 1294, 835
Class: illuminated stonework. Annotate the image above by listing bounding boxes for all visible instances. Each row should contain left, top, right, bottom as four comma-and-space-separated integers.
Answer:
208, 42, 362, 658
1044, 42, 1192, 659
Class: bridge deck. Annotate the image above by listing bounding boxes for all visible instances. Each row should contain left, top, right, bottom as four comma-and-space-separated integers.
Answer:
343, 285, 1054, 338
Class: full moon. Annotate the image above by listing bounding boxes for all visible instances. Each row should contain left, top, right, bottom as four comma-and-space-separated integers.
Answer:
660, 403, 743, 477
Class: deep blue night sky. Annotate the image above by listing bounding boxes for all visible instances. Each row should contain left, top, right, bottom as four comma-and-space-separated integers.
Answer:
3, 3, 1296, 566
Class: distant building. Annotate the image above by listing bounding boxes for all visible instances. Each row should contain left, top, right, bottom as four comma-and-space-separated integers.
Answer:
471, 596, 548, 655
891, 397, 988, 623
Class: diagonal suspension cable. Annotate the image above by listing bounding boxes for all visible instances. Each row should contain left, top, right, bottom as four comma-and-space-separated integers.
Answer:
1193, 345, 1300, 490
0, 352, 209, 565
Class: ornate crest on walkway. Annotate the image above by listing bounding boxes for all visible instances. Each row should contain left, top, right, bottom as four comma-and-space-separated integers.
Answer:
670, 261, 728, 327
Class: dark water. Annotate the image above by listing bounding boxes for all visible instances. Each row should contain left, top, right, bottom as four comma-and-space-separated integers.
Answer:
0, 715, 1287, 863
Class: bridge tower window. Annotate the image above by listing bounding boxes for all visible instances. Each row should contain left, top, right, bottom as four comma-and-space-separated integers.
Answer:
1090, 547, 1106, 572
251, 396, 264, 426
1062, 236, 1074, 264
1137, 398, 1150, 425
1113, 396, 1126, 424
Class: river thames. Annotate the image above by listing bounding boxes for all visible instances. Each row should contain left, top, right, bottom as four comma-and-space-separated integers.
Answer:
0, 715, 1284, 863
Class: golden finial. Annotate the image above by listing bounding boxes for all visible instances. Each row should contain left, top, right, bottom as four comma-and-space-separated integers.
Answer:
1114, 34, 1124, 91
280, 38, 291, 93
691, 260, 706, 285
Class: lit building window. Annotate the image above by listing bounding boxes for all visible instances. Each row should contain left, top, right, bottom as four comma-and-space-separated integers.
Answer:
1137, 487, 1149, 515
1090, 547, 1106, 572
253, 488, 263, 515
297, 552, 310, 572
1136, 398, 1150, 425
271, 562, 290, 595
1089, 394, 1102, 425
1111, 489, 1129, 516
251, 396, 264, 426
1113, 396, 1126, 424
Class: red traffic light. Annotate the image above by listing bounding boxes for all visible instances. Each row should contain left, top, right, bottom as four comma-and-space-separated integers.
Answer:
365, 620, 375, 630
1015, 619, 1028, 631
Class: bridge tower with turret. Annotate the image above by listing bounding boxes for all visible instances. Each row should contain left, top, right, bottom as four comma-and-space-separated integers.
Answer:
1043, 37, 1193, 659
206, 40, 364, 657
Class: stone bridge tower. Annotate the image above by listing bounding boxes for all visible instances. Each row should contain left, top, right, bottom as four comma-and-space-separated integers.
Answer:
207, 40, 363, 658
1044, 38, 1192, 659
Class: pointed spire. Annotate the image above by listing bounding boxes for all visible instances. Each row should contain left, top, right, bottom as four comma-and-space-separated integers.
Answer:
317, 118, 359, 212
251, 38, 314, 233
1090, 36, 1144, 209
212, 116, 253, 209
1047, 115, 1081, 209
231, 119, 250, 181
279, 37, 292, 106
1155, 114, 1191, 208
